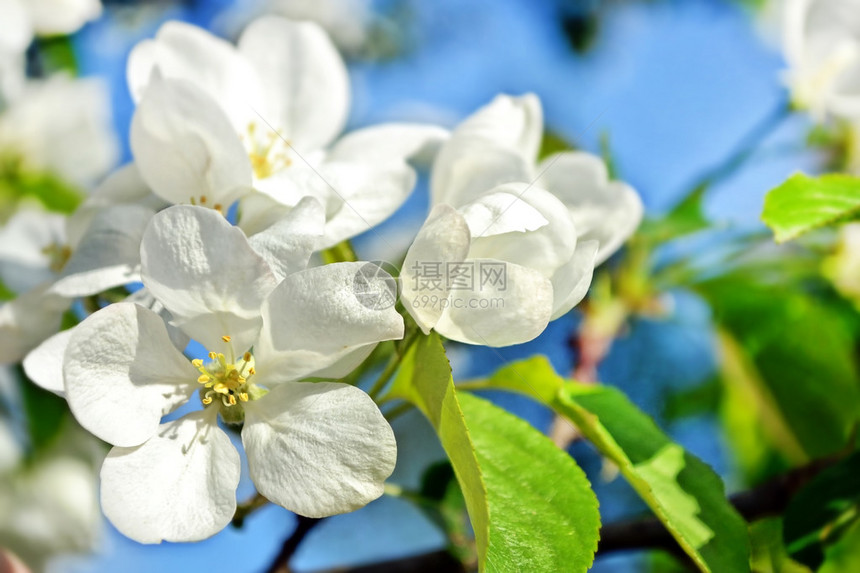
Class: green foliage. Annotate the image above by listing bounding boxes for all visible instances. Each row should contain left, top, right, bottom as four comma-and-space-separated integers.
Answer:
0, 161, 84, 217
783, 452, 860, 570
389, 335, 601, 572
698, 277, 860, 462
762, 173, 860, 243
748, 518, 811, 573
471, 356, 751, 573
17, 367, 68, 454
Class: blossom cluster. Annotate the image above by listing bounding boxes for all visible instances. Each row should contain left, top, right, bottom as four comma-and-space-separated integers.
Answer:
0, 6, 642, 552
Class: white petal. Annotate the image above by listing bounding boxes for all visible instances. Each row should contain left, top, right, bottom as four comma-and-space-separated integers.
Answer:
434, 259, 553, 347
458, 185, 548, 237
317, 161, 417, 248
536, 152, 643, 265
124, 288, 190, 352
100, 409, 240, 543
51, 205, 154, 297
431, 141, 531, 208
468, 185, 578, 277
327, 123, 450, 168
452, 93, 543, 162
242, 382, 396, 517
23, 328, 73, 396
27, 0, 102, 36
0, 286, 69, 364
130, 77, 253, 208
248, 196, 324, 281
0, 208, 66, 294
0, 0, 32, 54
400, 205, 471, 333
127, 20, 262, 129
549, 240, 598, 320
238, 16, 349, 150
140, 205, 277, 353
64, 303, 197, 447
255, 262, 404, 383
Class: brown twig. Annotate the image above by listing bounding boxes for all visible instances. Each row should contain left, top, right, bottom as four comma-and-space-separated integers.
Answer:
264, 515, 323, 573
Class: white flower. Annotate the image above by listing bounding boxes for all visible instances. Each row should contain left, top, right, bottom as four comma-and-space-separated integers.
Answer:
49, 205, 402, 543
401, 94, 643, 347
782, 0, 860, 119
0, 75, 118, 187
126, 16, 448, 247
0, 166, 167, 364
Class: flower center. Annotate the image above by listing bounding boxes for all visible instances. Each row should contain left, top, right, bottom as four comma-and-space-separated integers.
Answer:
41, 242, 71, 273
242, 121, 293, 180
193, 347, 256, 409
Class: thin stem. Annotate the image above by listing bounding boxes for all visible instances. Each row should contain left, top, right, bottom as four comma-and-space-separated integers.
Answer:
383, 401, 414, 423
369, 329, 421, 401
231, 492, 269, 528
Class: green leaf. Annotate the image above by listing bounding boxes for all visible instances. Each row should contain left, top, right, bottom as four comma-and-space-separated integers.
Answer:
762, 173, 860, 242
818, 519, 860, 573
783, 451, 860, 570
17, 366, 68, 453
472, 356, 750, 573
698, 277, 860, 460
0, 167, 83, 215
389, 335, 600, 572
749, 518, 812, 573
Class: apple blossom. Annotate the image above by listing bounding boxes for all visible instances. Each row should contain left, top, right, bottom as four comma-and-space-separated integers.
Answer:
782, 0, 860, 119
400, 94, 642, 346
126, 16, 448, 247
52, 205, 402, 543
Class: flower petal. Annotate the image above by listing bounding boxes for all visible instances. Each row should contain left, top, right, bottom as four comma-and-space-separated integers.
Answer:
316, 161, 417, 248
549, 239, 598, 320
467, 185, 578, 277
401, 205, 471, 333
434, 259, 553, 347
0, 286, 69, 364
0, 208, 66, 294
431, 142, 530, 208
452, 93, 543, 162
100, 409, 240, 543
127, 20, 261, 129
140, 205, 277, 353
248, 196, 324, 281
23, 328, 73, 396
238, 16, 349, 150
27, 0, 101, 36
536, 152, 643, 265
51, 205, 154, 298
242, 382, 396, 517
327, 123, 450, 168
255, 262, 404, 383
458, 185, 548, 237
64, 303, 197, 447
130, 77, 253, 208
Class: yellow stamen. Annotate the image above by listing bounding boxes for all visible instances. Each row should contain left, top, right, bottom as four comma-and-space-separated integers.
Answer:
249, 367, 256, 375
222, 335, 231, 342
192, 359, 203, 368
239, 393, 249, 402
197, 375, 210, 384
243, 352, 252, 362
208, 352, 217, 359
